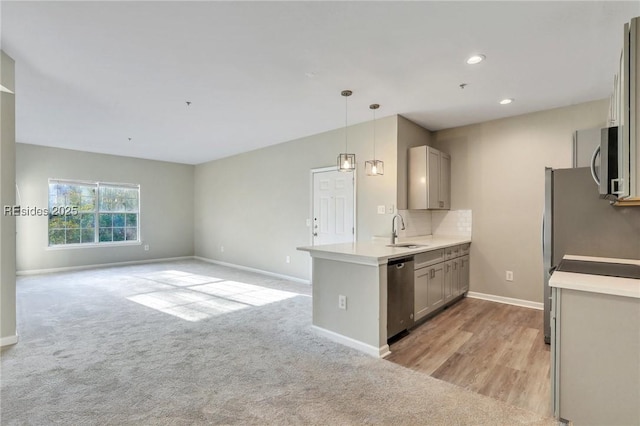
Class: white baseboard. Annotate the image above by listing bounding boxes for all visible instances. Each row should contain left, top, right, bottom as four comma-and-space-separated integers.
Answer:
194, 256, 310, 285
466, 291, 543, 310
0, 334, 18, 347
16, 256, 193, 276
311, 325, 388, 358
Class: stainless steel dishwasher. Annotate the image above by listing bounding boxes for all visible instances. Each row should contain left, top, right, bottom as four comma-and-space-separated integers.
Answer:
387, 256, 414, 340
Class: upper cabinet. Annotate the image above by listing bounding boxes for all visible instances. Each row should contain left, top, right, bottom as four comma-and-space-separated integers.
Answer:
408, 145, 451, 210
612, 16, 640, 204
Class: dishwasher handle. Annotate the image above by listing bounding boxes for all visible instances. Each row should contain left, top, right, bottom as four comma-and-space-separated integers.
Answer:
388, 257, 414, 269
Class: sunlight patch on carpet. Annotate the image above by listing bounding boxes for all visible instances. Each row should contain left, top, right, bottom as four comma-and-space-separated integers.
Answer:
127, 271, 300, 321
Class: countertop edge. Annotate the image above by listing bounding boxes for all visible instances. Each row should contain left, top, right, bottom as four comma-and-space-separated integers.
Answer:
297, 236, 471, 264
550, 271, 640, 299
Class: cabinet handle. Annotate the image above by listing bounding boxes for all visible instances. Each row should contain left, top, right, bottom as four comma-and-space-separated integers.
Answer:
454, 262, 457, 270
430, 269, 435, 279
439, 201, 444, 208
446, 264, 450, 272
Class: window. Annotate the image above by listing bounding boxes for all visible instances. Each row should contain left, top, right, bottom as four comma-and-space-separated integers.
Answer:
48, 180, 140, 247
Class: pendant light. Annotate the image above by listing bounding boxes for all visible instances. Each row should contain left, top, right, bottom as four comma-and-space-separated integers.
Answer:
365, 103, 384, 176
337, 90, 356, 172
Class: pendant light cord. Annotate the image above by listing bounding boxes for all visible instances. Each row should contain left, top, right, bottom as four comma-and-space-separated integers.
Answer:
372, 108, 376, 159
345, 94, 348, 152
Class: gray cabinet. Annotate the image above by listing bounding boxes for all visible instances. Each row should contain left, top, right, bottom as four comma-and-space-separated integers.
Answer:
551, 286, 640, 425
414, 254, 444, 322
444, 260, 456, 302
439, 152, 451, 209
459, 255, 469, 294
408, 145, 451, 210
427, 262, 445, 311
444, 251, 470, 301
414, 245, 470, 323
414, 250, 445, 321
414, 267, 430, 321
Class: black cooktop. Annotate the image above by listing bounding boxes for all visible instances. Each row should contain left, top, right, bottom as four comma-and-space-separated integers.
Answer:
555, 259, 640, 279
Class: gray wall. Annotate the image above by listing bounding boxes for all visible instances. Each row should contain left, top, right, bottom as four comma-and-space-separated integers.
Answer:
432, 99, 609, 303
194, 115, 398, 281
1, 51, 17, 344
16, 144, 195, 272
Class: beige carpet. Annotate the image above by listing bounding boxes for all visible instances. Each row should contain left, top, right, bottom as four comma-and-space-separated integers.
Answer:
1, 260, 558, 425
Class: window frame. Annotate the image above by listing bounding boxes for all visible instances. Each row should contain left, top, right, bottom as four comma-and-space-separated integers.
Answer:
47, 179, 141, 248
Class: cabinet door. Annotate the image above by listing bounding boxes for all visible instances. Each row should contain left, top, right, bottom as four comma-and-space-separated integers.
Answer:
427, 147, 441, 209
439, 152, 451, 209
451, 258, 460, 295
408, 146, 428, 209
427, 262, 445, 310
414, 268, 430, 321
444, 261, 453, 301
459, 255, 470, 293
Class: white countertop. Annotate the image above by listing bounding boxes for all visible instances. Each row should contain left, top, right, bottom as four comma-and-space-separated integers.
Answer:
297, 235, 471, 266
549, 255, 640, 299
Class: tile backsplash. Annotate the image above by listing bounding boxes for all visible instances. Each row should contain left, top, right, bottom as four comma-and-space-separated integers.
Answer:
397, 210, 432, 238
392, 209, 472, 239
432, 209, 472, 237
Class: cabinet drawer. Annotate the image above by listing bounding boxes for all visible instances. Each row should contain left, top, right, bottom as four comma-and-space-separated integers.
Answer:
414, 249, 444, 269
460, 243, 470, 256
444, 245, 460, 260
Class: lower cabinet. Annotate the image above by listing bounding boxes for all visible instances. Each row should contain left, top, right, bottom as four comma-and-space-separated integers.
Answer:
415, 246, 470, 324
459, 255, 469, 294
444, 259, 458, 302
414, 262, 444, 322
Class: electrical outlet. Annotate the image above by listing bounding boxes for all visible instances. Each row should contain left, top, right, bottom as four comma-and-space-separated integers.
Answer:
286, 255, 291, 264
144, 244, 149, 251
338, 295, 347, 310
506, 270, 514, 281
220, 246, 225, 253
377, 205, 386, 214
387, 204, 395, 214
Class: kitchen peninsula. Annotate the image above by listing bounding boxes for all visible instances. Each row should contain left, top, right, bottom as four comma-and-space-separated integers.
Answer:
550, 255, 640, 425
298, 235, 471, 358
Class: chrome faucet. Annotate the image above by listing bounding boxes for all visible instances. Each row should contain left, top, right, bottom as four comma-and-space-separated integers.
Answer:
391, 214, 405, 245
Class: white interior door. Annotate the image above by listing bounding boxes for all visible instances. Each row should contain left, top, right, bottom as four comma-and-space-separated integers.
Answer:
312, 168, 355, 246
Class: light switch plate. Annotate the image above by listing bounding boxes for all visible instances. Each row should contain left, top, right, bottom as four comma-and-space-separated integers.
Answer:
377, 205, 386, 214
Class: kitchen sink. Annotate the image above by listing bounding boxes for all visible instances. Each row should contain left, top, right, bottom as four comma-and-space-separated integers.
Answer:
386, 243, 428, 249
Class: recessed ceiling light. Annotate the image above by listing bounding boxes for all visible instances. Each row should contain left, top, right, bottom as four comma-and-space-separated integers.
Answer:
499, 98, 514, 105
466, 54, 485, 65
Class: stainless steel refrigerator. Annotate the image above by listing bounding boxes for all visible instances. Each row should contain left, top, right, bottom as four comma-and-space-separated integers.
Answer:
542, 167, 640, 343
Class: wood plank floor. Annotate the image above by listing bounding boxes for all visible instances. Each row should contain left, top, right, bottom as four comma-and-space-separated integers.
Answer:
386, 297, 551, 416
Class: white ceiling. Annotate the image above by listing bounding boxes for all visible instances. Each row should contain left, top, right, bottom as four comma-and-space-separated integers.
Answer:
2, 1, 639, 165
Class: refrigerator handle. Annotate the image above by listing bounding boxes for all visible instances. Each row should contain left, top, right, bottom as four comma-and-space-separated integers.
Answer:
590, 145, 601, 186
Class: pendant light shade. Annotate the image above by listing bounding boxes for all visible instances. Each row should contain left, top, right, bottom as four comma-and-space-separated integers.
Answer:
337, 90, 356, 172
365, 103, 384, 176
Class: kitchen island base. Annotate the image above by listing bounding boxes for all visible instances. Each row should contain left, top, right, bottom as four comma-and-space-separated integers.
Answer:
299, 236, 472, 358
